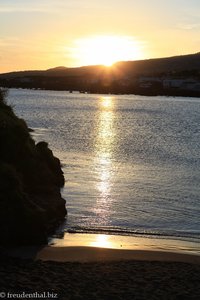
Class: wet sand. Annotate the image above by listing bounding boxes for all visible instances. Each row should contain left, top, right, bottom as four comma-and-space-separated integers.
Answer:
1, 235, 200, 300
36, 245, 200, 264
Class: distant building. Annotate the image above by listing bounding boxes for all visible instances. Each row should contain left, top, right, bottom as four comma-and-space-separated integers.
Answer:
163, 79, 184, 89
139, 82, 153, 88
163, 78, 200, 90
138, 76, 162, 88
19, 77, 32, 83
139, 76, 162, 83
182, 80, 200, 91
120, 77, 132, 87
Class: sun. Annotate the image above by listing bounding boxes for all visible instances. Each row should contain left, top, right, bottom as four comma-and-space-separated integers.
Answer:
73, 35, 143, 67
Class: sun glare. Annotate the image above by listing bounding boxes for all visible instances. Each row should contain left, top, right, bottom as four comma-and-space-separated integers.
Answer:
90, 235, 112, 248
101, 96, 113, 109
73, 35, 143, 67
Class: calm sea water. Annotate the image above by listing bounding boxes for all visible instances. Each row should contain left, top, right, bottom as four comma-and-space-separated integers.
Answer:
8, 89, 200, 242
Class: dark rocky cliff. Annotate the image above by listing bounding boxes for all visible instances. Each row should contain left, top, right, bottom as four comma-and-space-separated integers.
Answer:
0, 89, 67, 245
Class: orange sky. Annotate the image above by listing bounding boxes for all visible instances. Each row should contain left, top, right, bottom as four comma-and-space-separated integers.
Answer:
0, 0, 200, 73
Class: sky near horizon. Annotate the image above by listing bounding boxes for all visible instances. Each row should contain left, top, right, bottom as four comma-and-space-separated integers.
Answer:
0, 0, 200, 73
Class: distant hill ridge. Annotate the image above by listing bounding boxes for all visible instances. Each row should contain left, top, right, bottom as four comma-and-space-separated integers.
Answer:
1, 52, 200, 78
114, 52, 200, 76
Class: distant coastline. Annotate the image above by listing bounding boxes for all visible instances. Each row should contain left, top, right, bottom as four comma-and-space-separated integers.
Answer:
1, 52, 200, 98
2, 86, 200, 98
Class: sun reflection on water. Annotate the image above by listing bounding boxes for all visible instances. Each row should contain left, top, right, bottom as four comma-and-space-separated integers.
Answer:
101, 97, 113, 109
89, 234, 113, 248
93, 96, 115, 222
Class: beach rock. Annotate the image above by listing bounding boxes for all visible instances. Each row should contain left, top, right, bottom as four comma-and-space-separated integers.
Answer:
0, 89, 67, 245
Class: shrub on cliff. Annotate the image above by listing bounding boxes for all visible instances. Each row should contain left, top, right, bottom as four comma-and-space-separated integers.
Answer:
0, 89, 66, 245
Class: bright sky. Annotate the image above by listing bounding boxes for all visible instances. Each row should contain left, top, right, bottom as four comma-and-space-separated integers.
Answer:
0, 0, 200, 72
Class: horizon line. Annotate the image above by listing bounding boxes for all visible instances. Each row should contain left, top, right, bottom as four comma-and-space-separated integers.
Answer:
0, 51, 199, 75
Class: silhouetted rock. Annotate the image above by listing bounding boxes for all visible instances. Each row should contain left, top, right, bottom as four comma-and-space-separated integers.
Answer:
0, 89, 66, 245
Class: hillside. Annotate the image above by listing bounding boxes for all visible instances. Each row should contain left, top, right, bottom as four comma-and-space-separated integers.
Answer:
0, 52, 200, 79
114, 52, 200, 76
0, 53, 200, 97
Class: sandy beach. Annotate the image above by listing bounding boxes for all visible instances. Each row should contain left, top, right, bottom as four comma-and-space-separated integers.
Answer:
0, 252, 200, 300
36, 245, 200, 265
1, 234, 200, 299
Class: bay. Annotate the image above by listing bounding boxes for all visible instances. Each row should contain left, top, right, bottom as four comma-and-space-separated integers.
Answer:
8, 89, 200, 242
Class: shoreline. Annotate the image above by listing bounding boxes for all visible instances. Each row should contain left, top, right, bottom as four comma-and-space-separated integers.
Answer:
4, 233, 200, 264
7, 87, 200, 98
36, 246, 200, 264
2, 233, 200, 299
49, 232, 200, 253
